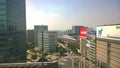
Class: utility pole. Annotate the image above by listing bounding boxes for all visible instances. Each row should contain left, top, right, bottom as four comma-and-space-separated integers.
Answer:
84, 43, 86, 68
79, 62, 81, 68
72, 55, 74, 68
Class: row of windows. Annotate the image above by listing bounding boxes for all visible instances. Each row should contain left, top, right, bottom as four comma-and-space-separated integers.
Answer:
0, 15, 6, 20
0, 24, 6, 30
0, 39, 8, 41
0, 2, 5, 5
0, 10, 6, 14
0, 4, 6, 9
38, 38, 48, 39
0, 0, 6, 3
38, 43, 49, 45
38, 42, 49, 44
0, 43, 8, 47
0, 1, 5, 4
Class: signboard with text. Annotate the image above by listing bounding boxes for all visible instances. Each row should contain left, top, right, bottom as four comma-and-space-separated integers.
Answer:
80, 28, 87, 39
96, 24, 120, 40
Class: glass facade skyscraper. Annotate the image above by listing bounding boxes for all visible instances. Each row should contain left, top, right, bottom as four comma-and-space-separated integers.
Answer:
27, 30, 35, 45
34, 25, 49, 51
72, 26, 84, 36
0, 0, 26, 63
34, 25, 58, 52
48, 31, 57, 52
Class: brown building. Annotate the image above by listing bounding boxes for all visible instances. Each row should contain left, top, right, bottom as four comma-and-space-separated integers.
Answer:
96, 24, 120, 68
96, 38, 120, 68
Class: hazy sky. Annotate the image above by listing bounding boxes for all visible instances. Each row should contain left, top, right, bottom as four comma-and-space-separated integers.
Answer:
26, 0, 120, 30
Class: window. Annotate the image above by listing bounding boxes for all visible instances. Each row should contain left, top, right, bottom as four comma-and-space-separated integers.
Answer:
0, 0, 6, 3
0, 16, 6, 20
0, 44, 6, 47
0, 39, 8, 41
0, 23, 6, 30
0, 10, 6, 14
0, 4, 6, 9
0, 33, 7, 36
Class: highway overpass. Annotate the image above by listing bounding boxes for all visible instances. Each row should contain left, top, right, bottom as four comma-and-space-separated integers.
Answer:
0, 61, 58, 68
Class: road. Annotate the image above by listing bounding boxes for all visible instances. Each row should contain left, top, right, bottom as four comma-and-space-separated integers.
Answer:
27, 50, 40, 62
58, 55, 81, 68
58, 41, 81, 68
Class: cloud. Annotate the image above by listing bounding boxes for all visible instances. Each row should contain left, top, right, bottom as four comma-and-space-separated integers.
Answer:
26, 7, 61, 29
49, 12, 61, 17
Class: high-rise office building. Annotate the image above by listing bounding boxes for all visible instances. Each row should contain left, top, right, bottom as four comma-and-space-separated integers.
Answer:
79, 27, 96, 68
72, 26, 84, 36
64, 29, 72, 35
34, 25, 57, 52
48, 31, 57, 52
34, 25, 49, 51
27, 30, 35, 45
0, 0, 26, 63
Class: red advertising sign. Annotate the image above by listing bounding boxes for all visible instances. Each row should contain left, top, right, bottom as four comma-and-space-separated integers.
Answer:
80, 28, 87, 39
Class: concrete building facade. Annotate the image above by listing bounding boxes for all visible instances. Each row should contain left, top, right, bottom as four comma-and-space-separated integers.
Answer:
96, 24, 120, 68
96, 38, 120, 68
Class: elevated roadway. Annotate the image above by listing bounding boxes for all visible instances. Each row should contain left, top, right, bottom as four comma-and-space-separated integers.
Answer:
0, 61, 58, 68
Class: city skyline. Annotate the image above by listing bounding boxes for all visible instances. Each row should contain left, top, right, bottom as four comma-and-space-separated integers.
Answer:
26, 0, 120, 30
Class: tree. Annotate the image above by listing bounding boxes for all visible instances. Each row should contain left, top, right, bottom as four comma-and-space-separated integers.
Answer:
67, 43, 79, 54
57, 46, 66, 55
36, 49, 42, 53
43, 51, 48, 56
58, 38, 65, 44
30, 49, 36, 53
27, 44, 34, 49
31, 54, 37, 59
39, 57, 48, 62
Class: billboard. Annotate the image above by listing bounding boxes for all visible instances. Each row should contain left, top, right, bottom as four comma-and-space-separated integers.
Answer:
80, 28, 87, 39
89, 31, 96, 43
96, 24, 120, 40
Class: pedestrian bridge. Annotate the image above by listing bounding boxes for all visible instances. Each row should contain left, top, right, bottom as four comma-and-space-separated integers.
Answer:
0, 61, 58, 68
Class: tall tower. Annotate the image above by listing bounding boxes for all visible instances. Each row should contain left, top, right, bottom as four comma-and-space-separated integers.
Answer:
27, 30, 35, 45
48, 31, 57, 52
0, 0, 26, 63
34, 25, 49, 51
